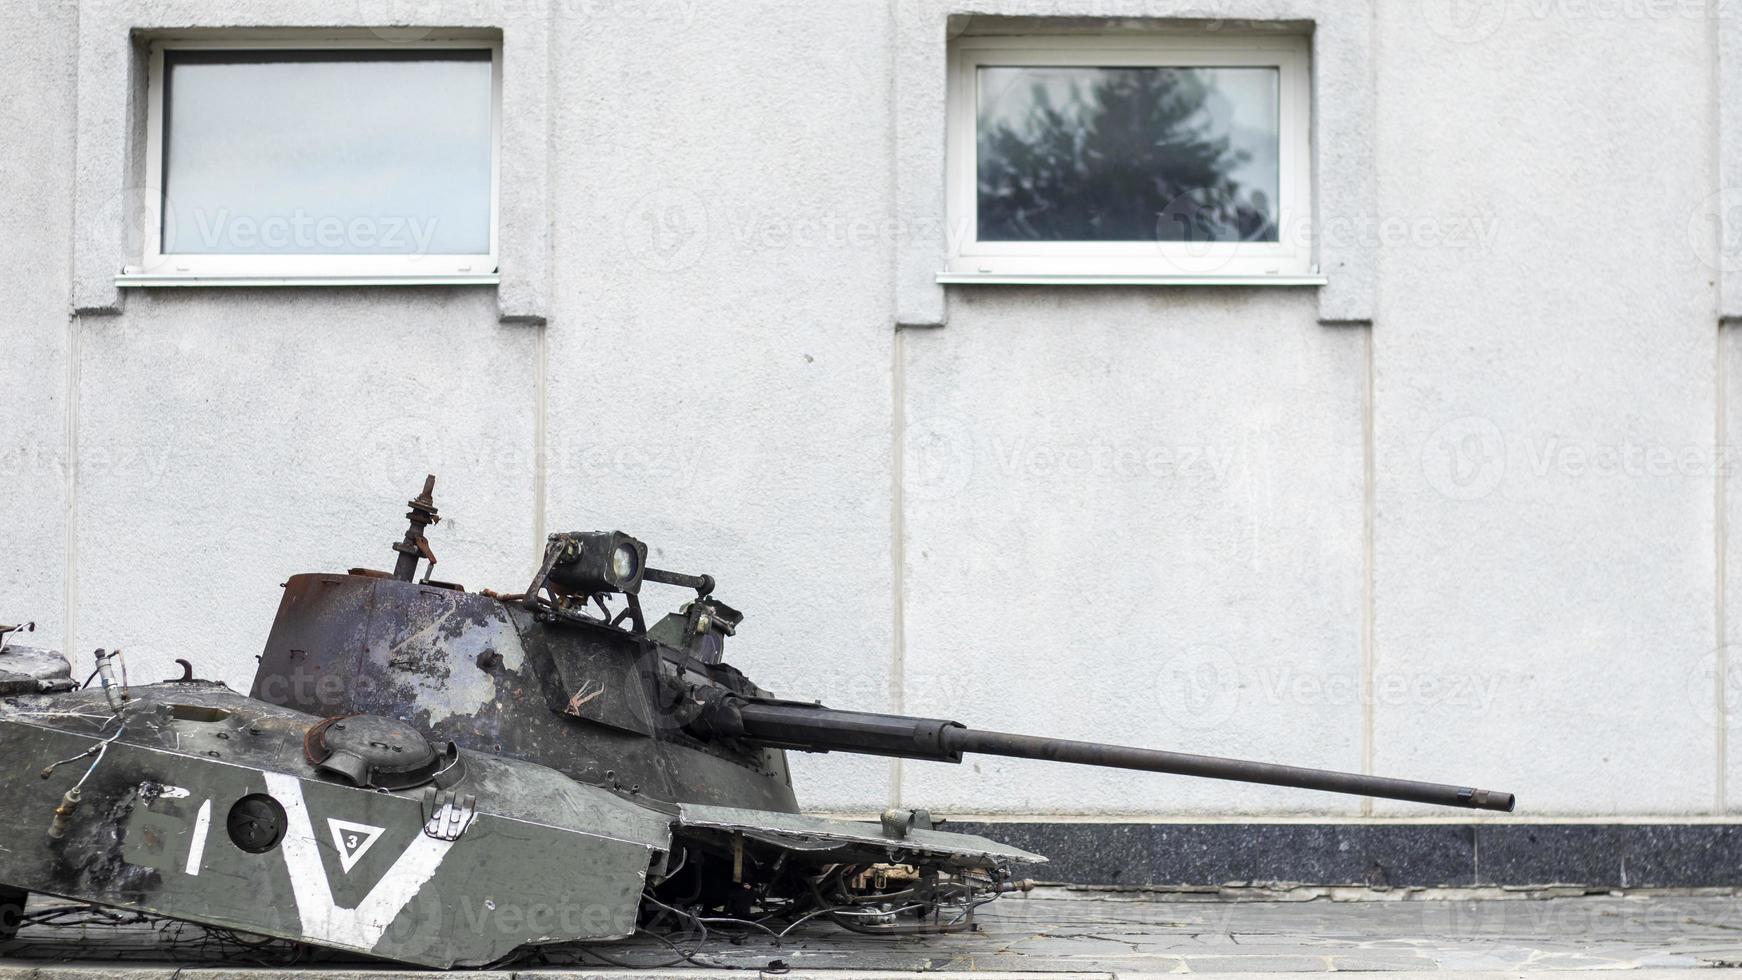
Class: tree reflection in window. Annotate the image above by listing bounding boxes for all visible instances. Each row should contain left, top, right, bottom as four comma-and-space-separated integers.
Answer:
977, 66, 1279, 243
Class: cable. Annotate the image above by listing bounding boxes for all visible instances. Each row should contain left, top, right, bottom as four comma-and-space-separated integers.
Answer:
642, 928, 741, 969
776, 902, 930, 938
69, 724, 127, 793
644, 892, 776, 938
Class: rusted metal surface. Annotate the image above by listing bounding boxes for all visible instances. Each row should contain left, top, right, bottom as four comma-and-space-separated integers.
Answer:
389, 475, 440, 584
251, 573, 801, 813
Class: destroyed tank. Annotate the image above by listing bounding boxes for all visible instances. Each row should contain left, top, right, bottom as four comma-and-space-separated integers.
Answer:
0, 479, 1515, 968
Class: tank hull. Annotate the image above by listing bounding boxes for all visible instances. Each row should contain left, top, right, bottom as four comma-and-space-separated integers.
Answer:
0, 684, 669, 968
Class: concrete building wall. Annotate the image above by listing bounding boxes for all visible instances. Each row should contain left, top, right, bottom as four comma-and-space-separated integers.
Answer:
1, 0, 1734, 820
1371, 2, 1721, 816
0, 0, 76, 662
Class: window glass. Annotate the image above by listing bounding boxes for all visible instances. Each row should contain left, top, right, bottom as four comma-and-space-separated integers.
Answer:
161, 49, 493, 256
976, 65, 1279, 244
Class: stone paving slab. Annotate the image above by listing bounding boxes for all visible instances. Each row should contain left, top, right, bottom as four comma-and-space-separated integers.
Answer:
5, 888, 1742, 975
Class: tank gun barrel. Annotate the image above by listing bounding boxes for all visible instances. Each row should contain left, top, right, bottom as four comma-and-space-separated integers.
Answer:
943, 728, 1514, 811
708, 700, 1515, 813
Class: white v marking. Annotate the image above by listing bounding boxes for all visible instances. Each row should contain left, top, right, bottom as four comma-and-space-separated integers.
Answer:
263, 772, 455, 953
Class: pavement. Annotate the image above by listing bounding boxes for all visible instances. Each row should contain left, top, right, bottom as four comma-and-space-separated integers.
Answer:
5, 886, 1742, 977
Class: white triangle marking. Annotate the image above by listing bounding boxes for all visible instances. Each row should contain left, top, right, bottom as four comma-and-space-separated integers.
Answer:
267, 773, 457, 953
327, 818, 386, 874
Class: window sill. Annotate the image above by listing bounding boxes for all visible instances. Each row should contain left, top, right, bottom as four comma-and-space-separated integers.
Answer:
936, 272, 1328, 287
115, 273, 501, 288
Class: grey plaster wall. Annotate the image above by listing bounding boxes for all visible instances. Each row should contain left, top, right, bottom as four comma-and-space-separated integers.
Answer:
899, 288, 1366, 814
537, 0, 900, 808
1, 0, 1736, 818
1, 0, 77, 654
1371, 2, 1720, 816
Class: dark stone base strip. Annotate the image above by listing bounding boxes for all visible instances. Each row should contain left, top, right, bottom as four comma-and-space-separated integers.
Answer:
948, 822, 1742, 889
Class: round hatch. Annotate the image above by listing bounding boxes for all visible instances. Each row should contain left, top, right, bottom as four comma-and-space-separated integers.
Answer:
307, 715, 455, 791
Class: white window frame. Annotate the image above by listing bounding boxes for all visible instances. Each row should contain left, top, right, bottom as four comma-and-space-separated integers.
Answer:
944, 33, 1316, 285
127, 36, 502, 286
